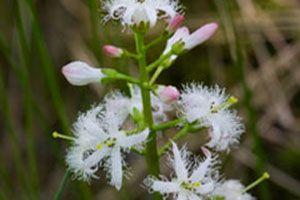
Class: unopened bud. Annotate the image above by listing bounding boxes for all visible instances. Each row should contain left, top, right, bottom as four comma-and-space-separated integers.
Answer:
103, 45, 123, 58
158, 85, 180, 104
62, 61, 104, 86
167, 15, 185, 33
184, 22, 218, 50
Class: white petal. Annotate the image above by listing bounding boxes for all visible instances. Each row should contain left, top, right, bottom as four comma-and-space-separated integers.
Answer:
196, 182, 214, 195
118, 128, 149, 148
190, 151, 212, 182
187, 193, 202, 200
152, 181, 180, 193
110, 146, 123, 190
83, 146, 109, 169
172, 142, 188, 180
177, 193, 188, 200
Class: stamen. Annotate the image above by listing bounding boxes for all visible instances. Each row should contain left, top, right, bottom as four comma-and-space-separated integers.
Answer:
242, 172, 270, 193
52, 131, 75, 141
97, 143, 104, 150
181, 181, 201, 191
211, 96, 238, 113
104, 138, 117, 147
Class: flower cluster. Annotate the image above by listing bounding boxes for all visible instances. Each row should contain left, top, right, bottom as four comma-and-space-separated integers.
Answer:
56, 0, 269, 199
103, 0, 182, 28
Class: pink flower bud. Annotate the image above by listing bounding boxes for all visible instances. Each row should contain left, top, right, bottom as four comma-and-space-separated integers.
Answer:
184, 22, 218, 50
62, 61, 104, 86
103, 45, 123, 58
158, 86, 180, 104
167, 15, 185, 33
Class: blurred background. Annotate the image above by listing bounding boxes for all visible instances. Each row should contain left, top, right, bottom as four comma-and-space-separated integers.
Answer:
0, 0, 300, 199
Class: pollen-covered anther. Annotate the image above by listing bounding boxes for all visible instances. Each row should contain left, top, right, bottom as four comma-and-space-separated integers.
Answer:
210, 96, 238, 113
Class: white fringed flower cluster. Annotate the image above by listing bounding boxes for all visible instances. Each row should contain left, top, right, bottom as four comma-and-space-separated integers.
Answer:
58, 0, 263, 199
103, 0, 182, 27
179, 84, 245, 151
66, 94, 149, 190
145, 142, 218, 199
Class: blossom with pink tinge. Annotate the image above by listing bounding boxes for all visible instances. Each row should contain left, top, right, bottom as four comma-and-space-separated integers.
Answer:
158, 86, 180, 104
163, 23, 218, 58
167, 15, 185, 33
103, 45, 123, 58
62, 61, 105, 86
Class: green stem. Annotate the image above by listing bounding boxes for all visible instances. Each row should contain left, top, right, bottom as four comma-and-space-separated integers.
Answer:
54, 170, 71, 200
152, 118, 183, 131
134, 30, 162, 200
146, 32, 170, 50
149, 66, 164, 85
146, 51, 174, 72
158, 125, 190, 156
123, 50, 139, 59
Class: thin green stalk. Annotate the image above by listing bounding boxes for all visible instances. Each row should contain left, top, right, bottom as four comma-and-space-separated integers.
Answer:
158, 125, 190, 156
152, 118, 183, 131
54, 170, 71, 200
213, 0, 270, 199
15, 0, 39, 195
0, 64, 29, 197
23, 1, 93, 198
146, 32, 169, 50
149, 66, 164, 85
87, 0, 103, 64
134, 30, 162, 200
24, 0, 70, 135
146, 50, 174, 72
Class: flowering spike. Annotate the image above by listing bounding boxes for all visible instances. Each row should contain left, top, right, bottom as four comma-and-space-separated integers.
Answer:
103, 45, 123, 58
158, 85, 180, 104
62, 61, 105, 86
167, 15, 185, 33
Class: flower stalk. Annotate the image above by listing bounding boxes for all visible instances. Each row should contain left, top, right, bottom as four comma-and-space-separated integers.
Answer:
134, 30, 162, 200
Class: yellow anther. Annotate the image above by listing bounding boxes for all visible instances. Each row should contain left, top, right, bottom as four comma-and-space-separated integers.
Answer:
96, 143, 103, 150
228, 96, 238, 104
193, 182, 201, 187
211, 96, 238, 113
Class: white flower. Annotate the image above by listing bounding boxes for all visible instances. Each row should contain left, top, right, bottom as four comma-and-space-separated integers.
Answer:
213, 180, 255, 200
103, 0, 182, 28
66, 102, 149, 190
179, 84, 244, 151
145, 142, 218, 199
129, 85, 173, 123
62, 61, 105, 86
163, 23, 218, 63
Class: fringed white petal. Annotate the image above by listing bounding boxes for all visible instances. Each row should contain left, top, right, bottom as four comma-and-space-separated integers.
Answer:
118, 128, 149, 149
152, 180, 180, 193
172, 142, 188, 180
110, 146, 123, 190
